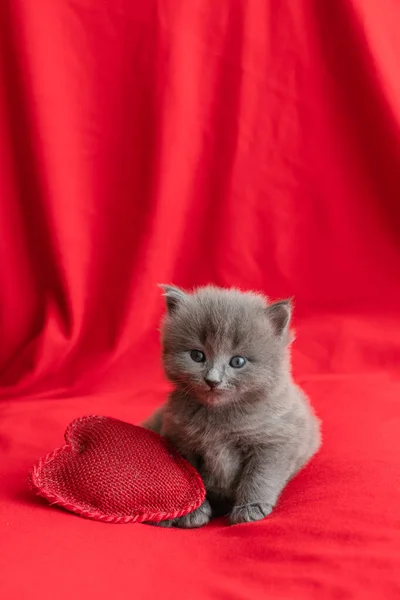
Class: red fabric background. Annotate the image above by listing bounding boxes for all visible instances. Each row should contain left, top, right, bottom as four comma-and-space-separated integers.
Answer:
0, 1, 399, 598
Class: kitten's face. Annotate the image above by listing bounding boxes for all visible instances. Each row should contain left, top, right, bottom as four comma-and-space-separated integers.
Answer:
160, 286, 291, 407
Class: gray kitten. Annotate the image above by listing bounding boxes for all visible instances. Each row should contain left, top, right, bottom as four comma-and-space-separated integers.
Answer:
142, 285, 321, 528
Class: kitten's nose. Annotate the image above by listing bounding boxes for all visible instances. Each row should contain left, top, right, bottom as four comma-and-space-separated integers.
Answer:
204, 376, 221, 389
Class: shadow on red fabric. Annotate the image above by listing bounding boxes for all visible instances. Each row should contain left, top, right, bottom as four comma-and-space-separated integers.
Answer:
0, 1, 399, 599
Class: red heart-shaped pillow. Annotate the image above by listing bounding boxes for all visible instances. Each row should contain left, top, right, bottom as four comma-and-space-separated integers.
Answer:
30, 415, 205, 523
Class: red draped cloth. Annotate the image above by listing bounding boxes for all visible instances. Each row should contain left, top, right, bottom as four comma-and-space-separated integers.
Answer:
1, 2, 399, 599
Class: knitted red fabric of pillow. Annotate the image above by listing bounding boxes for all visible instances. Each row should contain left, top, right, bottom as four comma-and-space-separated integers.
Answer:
30, 415, 205, 523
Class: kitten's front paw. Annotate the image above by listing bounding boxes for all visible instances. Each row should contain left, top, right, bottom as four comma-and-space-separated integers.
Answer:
173, 500, 212, 529
229, 503, 273, 525
144, 518, 175, 527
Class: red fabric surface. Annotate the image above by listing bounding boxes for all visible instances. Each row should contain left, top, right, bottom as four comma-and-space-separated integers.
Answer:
31, 416, 205, 523
0, 1, 399, 599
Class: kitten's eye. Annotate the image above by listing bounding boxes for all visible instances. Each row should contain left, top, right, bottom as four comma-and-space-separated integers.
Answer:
229, 356, 247, 368
190, 350, 206, 363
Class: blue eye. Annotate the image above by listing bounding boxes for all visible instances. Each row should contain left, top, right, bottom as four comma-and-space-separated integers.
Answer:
190, 350, 206, 363
229, 356, 247, 368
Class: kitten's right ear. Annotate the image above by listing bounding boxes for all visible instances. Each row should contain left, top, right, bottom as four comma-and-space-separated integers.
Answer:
265, 299, 292, 337
158, 284, 187, 313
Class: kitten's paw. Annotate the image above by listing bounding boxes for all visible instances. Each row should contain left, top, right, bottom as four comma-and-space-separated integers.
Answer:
144, 519, 175, 527
144, 500, 212, 529
229, 503, 273, 525
173, 500, 212, 529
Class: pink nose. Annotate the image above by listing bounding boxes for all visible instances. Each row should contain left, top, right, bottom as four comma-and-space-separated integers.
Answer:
204, 377, 221, 389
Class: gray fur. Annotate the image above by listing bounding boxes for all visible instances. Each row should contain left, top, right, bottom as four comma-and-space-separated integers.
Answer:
142, 285, 321, 527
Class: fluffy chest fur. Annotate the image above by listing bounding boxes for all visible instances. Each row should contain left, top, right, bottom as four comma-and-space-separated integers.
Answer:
165, 409, 243, 497
163, 392, 286, 499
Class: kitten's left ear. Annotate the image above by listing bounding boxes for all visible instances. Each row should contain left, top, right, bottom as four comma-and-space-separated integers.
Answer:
265, 299, 292, 337
158, 284, 187, 313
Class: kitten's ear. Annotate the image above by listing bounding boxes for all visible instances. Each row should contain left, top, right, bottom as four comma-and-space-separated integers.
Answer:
158, 284, 187, 313
265, 299, 292, 337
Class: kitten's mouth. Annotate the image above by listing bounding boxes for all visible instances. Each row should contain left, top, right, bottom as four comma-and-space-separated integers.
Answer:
200, 387, 230, 405
179, 381, 231, 405
205, 389, 223, 397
